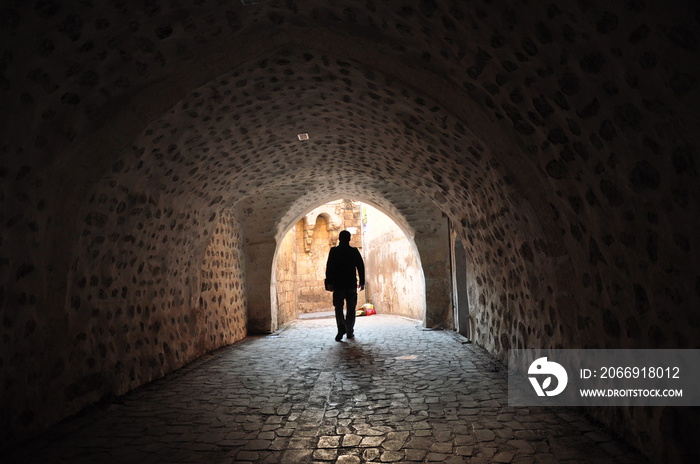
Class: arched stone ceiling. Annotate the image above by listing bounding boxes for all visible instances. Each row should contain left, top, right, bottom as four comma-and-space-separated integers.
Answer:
5, 0, 696, 282
112, 47, 527, 247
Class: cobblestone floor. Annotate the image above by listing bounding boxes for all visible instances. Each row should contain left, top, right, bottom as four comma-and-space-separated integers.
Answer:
7, 315, 646, 463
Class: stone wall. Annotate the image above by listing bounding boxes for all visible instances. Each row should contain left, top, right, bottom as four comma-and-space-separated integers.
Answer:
198, 211, 247, 349
363, 206, 425, 321
274, 223, 298, 327
0, 171, 249, 442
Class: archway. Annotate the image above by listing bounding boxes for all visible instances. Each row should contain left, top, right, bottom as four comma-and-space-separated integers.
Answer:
271, 198, 433, 330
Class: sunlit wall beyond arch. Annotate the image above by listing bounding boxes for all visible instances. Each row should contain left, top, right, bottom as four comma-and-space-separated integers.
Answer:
362, 204, 425, 321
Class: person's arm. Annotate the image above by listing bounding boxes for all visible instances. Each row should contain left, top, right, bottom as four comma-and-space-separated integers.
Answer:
355, 248, 365, 290
325, 247, 336, 290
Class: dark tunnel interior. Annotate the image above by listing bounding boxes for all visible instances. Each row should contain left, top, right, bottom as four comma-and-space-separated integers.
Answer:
1, 1, 698, 461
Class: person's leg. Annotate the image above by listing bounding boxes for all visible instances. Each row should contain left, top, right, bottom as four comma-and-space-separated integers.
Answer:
345, 288, 358, 337
333, 289, 346, 340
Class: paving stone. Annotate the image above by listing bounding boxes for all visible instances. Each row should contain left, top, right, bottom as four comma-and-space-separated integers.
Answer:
482, 446, 502, 457
386, 430, 410, 442
235, 450, 259, 460
355, 426, 388, 436
404, 448, 428, 461
281, 449, 313, 463
513, 430, 540, 440
317, 435, 341, 448
507, 439, 536, 453
434, 430, 453, 441
269, 437, 289, 450
380, 450, 405, 462
430, 441, 453, 453
467, 458, 493, 464
455, 445, 474, 456
474, 428, 497, 441
494, 450, 516, 463
360, 435, 386, 447
426, 452, 450, 461
342, 434, 362, 447
495, 428, 515, 440
362, 448, 381, 461
445, 457, 470, 464
414, 425, 433, 434
289, 437, 317, 449
337, 455, 361, 464
406, 436, 435, 449
382, 439, 405, 451
313, 448, 338, 460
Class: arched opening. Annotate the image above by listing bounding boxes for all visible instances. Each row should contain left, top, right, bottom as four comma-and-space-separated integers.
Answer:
272, 199, 427, 329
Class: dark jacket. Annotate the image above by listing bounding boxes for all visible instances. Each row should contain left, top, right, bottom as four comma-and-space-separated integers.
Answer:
325, 243, 365, 289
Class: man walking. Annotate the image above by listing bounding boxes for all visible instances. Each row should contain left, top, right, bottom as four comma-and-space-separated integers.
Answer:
325, 230, 365, 341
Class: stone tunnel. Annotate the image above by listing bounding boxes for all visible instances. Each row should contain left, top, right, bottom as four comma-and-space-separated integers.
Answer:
0, 0, 698, 462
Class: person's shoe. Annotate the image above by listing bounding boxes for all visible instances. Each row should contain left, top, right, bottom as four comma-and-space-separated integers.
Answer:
347, 333, 354, 339
335, 332, 344, 342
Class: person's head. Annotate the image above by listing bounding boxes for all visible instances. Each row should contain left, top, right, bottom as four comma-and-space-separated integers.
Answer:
338, 230, 351, 243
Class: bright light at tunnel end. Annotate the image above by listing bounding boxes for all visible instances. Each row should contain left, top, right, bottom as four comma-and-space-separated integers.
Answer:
297, 133, 309, 141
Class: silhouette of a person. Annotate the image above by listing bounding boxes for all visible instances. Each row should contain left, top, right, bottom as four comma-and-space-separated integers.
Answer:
325, 230, 365, 341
